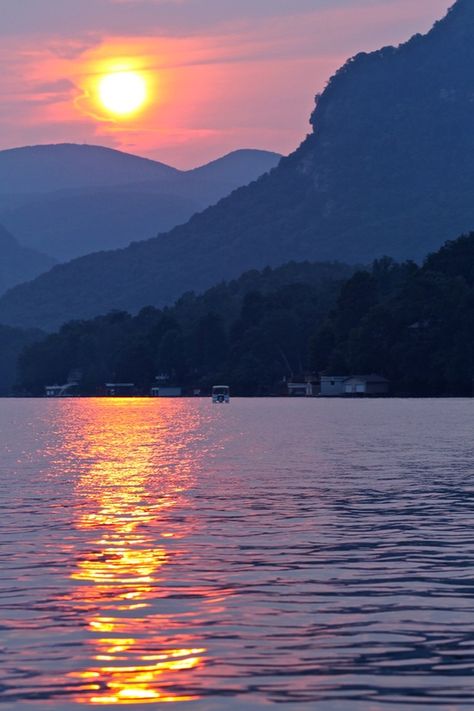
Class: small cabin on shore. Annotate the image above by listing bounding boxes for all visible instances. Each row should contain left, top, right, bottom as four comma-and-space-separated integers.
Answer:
320, 376, 348, 397
320, 374, 389, 397
105, 383, 135, 397
150, 386, 182, 397
287, 381, 318, 397
344, 375, 389, 396
45, 385, 66, 398
45, 382, 79, 397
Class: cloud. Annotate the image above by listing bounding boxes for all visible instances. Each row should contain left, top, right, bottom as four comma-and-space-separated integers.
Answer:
0, 0, 453, 167
0, 0, 453, 37
34, 79, 76, 93
48, 38, 103, 60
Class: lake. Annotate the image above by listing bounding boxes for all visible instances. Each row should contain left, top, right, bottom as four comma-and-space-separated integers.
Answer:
1, 398, 474, 711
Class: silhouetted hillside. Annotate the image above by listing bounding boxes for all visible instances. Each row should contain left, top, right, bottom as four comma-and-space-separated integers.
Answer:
0, 144, 178, 194
2, 190, 200, 261
0, 323, 43, 395
16, 233, 474, 398
16, 260, 353, 396
187, 149, 283, 186
0, 146, 281, 260
1, 1, 472, 329
311, 232, 474, 396
0, 225, 55, 296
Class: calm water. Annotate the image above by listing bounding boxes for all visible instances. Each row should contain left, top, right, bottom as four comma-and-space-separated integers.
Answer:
1, 398, 474, 711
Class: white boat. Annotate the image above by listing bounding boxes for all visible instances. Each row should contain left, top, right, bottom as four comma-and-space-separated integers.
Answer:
212, 385, 230, 403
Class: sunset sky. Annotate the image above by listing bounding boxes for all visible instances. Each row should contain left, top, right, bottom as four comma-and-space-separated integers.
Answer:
1, 0, 452, 168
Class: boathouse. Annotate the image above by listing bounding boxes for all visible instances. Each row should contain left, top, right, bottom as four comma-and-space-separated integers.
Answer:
320, 376, 348, 397
344, 375, 389, 396
150, 386, 182, 397
105, 383, 135, 397
45, 382, 79, 397
287, 382, 318, 397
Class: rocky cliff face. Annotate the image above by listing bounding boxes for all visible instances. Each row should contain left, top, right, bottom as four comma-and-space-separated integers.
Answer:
0, 1, 473, 330
293, 0, 474, 261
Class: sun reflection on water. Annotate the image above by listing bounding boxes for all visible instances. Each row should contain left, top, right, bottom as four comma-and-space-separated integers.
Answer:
66, 400, 207, 705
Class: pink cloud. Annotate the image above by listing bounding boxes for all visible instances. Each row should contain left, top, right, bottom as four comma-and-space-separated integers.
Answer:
0, 0, 452, 167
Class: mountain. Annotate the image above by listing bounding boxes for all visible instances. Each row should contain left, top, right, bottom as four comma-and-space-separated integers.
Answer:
0, 224, 55, 296
0, 144, 178, 194
1, 190, 201, 261
186, 149, 283, 187
0, 0, 472, 330
0, 146, 281, 260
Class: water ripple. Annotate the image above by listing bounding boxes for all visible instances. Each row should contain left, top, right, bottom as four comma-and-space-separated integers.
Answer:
1, 398, 474, 710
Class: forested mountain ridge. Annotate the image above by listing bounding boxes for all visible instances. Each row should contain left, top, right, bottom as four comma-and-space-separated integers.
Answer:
16, 261, 353, 396
0, 145, 281, 261
15, 232, 474, 398
0, 0, 473, 330
0, 144, 281, 195
311, 232, 474, 396
0, 144, 177, 194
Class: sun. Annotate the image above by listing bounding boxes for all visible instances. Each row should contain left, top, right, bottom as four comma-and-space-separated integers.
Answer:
98, 71, 148, 117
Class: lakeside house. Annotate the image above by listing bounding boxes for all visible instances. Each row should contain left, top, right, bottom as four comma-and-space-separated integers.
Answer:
105, 383, 135, 397
320, 376, 348, 397
45, 370, 82, 397
321, 374, 389, 397
150, 386, 182, 397
45, 382, 79, 397
45, 385, 67, 398
343, 375, 389, 396
287, 381, 318, 397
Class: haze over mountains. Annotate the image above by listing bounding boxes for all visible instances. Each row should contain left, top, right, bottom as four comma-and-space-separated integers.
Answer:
0, 145, 281, 261
1, 0, 473, 330
0, 225, 55, 296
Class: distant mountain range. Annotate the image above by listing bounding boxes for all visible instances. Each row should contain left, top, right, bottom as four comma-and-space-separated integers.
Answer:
0, 145, 281, 261
0, 224, 55, 296
1, 0, 473, 330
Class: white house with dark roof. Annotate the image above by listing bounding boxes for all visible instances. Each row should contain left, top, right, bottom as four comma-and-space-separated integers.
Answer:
320, 374, 389, 397
320, 376, 348, 397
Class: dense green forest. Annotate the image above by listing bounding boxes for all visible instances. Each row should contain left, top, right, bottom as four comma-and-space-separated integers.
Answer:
313, 234, 474, 396
13, 233, 474, 397
0, 325, 44, 396
16, 261, 352, 396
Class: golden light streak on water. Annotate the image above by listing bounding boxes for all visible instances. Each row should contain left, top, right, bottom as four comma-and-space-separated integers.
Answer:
66, 400, 207, 705
4, 399, 474, 708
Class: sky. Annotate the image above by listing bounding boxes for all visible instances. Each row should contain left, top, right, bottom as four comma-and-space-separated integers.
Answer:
0, 0, 452, 168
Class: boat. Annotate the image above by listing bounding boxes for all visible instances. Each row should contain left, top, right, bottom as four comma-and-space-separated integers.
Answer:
212, 385, 230, 403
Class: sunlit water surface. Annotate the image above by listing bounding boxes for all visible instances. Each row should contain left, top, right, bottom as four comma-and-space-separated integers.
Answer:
1, 398, 474, 711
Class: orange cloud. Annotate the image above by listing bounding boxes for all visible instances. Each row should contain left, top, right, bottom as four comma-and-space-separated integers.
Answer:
0, 0, 452, 167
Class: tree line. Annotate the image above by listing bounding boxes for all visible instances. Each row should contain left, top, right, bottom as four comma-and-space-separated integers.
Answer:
14, 233, 474, 397
16, 261, 351, 396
